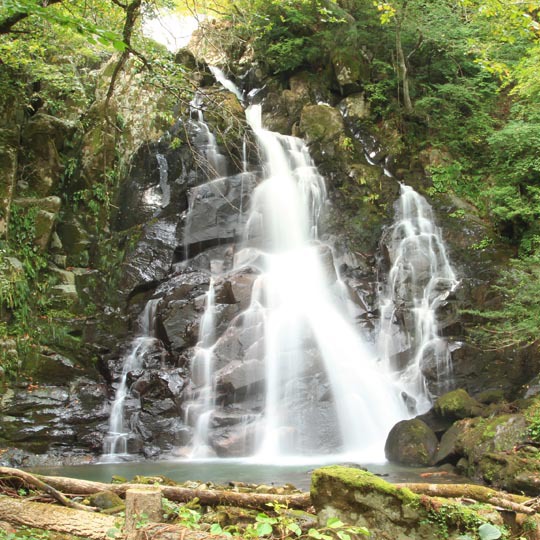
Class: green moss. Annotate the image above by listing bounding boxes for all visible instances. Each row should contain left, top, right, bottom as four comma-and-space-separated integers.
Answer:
435, 388, 484, 420
311, 466, 418, 505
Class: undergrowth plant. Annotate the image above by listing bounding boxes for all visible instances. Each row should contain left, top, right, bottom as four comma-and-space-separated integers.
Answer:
162, 499, 369, 539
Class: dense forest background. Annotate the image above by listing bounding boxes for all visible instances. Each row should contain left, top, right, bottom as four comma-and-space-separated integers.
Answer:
1, 0, 539, 383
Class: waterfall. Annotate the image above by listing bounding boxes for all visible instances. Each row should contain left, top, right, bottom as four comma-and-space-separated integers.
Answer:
377, 185, 458, 414
181, 70, 409, 462
185, 280, 218, 457
102, 299, 160, 459
156, 153, 171, 207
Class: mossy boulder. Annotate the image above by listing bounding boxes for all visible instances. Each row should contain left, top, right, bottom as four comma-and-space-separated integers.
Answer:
338, 93, 370, 121
12, 196, 61, 252
384, 419, 438, 466
299, 104, 344, 148
19, 113, 76, 196
460, 414, 527, 463
330, 49, 369, 92
89, 490, 124, 510
434, 389, 484, 420
435, 413, 537, 492
311, 466, 503, 540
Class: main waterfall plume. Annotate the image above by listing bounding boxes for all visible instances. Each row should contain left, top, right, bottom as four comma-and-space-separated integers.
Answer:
181, 70, 409, 461
102, 69, 458, 463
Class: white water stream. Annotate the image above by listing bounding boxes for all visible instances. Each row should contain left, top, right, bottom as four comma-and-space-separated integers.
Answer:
377, 185, 458, 413
181, 69, 411, 462
102, 299, 160, 459
104, 68, 458, 463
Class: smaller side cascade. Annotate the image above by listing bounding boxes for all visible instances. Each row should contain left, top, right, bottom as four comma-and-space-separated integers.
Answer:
183, 280, 218, 457
102, 299, 161, 460
378, 184, 459, 414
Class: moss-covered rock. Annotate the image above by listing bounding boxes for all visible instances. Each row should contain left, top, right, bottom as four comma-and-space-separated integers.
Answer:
311, 466, 506, 540
89, 490, 124, 510
435, 412, 538, 491
384, 419, 438, 466
330, 48, 369, 93
300, 104, 344, 147
19, 113, 76, 196
12, 196, 61, 252
434, 388, 484, 420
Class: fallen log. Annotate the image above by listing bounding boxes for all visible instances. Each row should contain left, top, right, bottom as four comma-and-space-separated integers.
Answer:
396, 483, 535, 515
0, 496, 117, 540
29, 473, 312, 510
0, 466, 95, 512
0, 496, 233, 540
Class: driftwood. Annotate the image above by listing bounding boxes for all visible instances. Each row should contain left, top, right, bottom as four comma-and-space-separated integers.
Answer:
0, 495, 233, 540
396, 482, 535, 515
28, 473, 312, 510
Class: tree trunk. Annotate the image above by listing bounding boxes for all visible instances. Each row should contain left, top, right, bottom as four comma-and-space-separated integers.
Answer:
125, 487, 162, 536
31, 473, 312, 510
0, 0, 63, 34
395, 24, 414, 114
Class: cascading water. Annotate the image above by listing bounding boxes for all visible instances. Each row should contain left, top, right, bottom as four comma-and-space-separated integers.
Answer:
244, 105, 407, 460
106, 68, 459, 463
179, 71, 409, 462
185, 280, 217, 457
103, 299, 160, 459
377, 185, 458, 414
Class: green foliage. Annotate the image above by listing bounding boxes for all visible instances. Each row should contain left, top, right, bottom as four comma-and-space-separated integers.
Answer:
420, 502, 507, 540
162, 499, 368, 539
0, 527, 52, 540
225, 0, 347, 73
465, 255, 540, 350
525, 398, 540, 443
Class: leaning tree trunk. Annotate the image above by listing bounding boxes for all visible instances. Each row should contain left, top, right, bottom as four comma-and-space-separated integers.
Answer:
396, 24, 414, 114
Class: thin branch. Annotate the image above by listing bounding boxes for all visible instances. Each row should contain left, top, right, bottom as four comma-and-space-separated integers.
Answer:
0, 467, 97, 513
0, 0, 63, 34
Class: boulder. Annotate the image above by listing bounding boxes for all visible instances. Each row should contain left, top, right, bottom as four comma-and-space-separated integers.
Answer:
56, 216, 91, 267
19, 113, 76, 196
89, 491, 124, 510
338, 93, 370, 121
12, 196, 61, 252
122, 217, 180, 292
299, 104, 344, 149
311, 466, 497, 540
330, 49, 369, 92
184, 173, 256, 254
384, 419, 438, 466
216, 358, 265, 393
434, 389, 484, 420
434, 422, 463, 464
